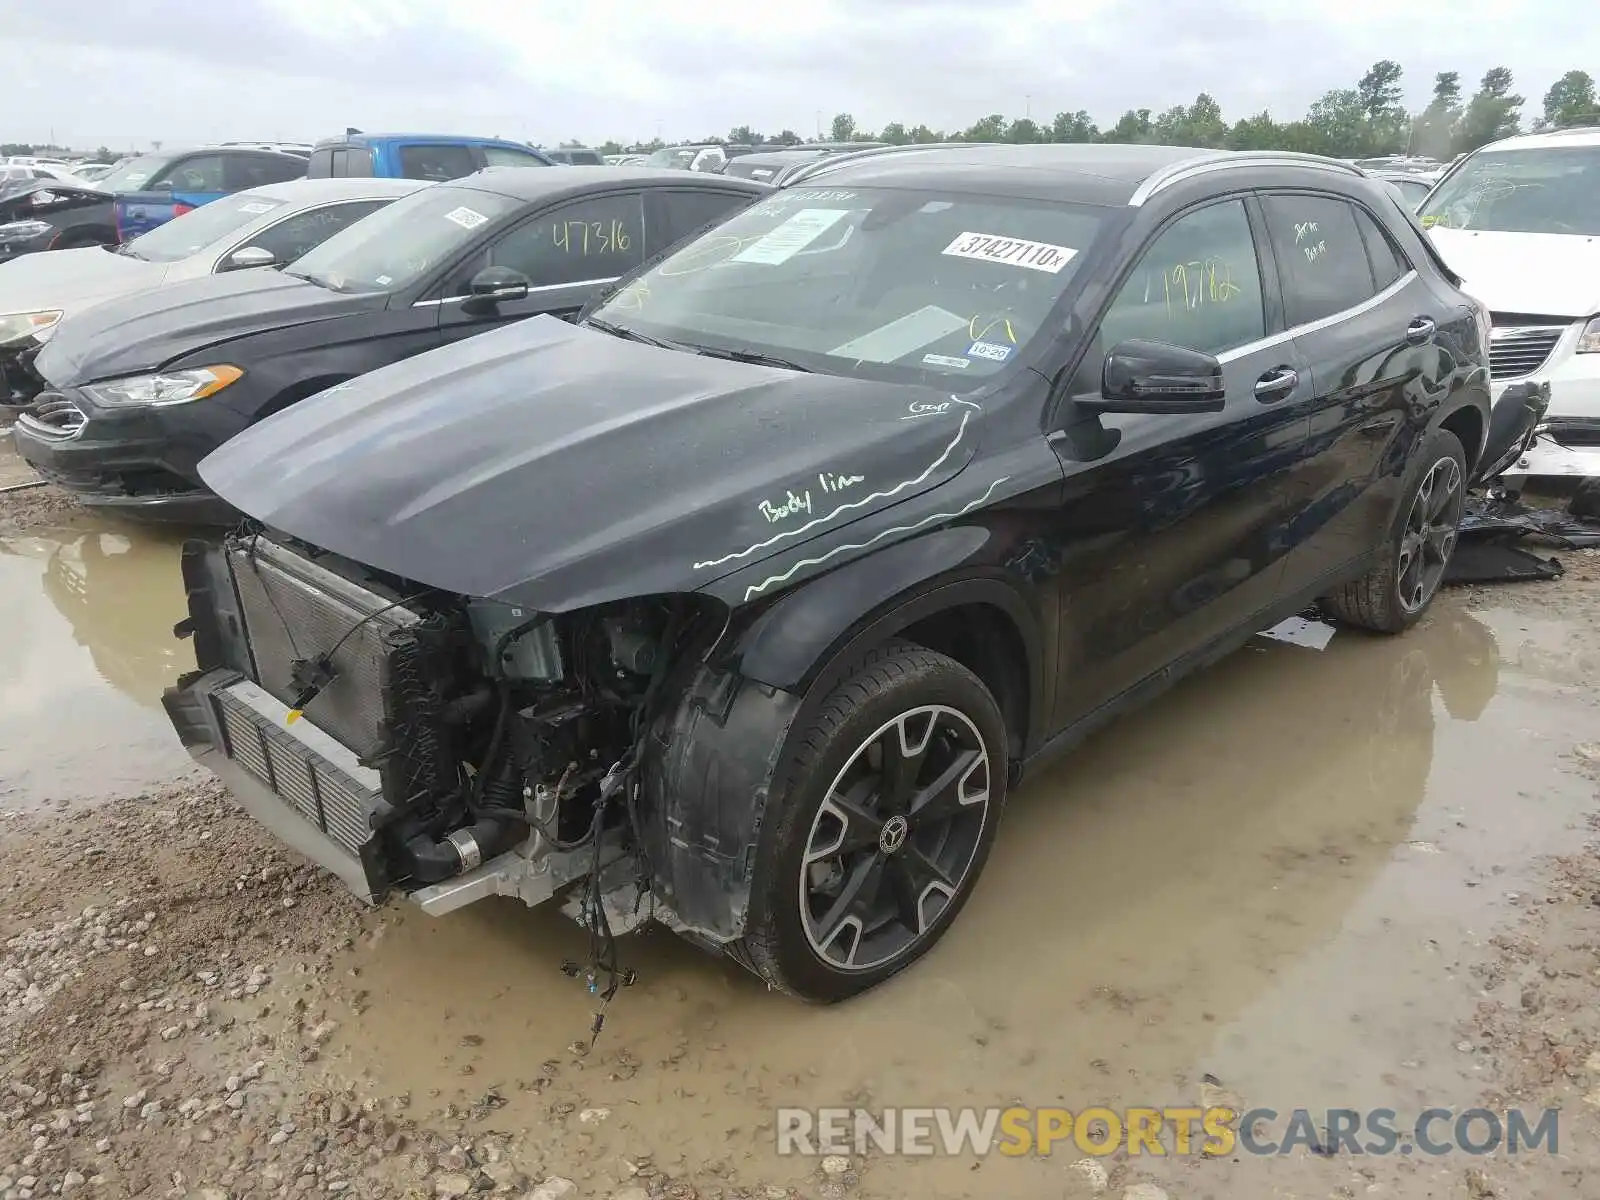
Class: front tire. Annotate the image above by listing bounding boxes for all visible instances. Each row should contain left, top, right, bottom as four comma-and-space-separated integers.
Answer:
736, 641, 1007, 1002
1321, 427, 1467, 634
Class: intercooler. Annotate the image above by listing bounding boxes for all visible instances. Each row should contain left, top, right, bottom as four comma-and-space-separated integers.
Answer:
223, 536, 417, 759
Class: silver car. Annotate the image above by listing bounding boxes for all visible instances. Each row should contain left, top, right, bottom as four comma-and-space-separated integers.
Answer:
0, 177, 423, 406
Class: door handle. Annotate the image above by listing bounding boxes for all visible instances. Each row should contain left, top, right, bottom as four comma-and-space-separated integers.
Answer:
1254, 366, 1299, 402
1405, 316, 1437, 345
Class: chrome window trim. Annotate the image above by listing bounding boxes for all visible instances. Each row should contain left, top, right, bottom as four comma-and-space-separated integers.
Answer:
1130, 152, 1366, 207
412, 276, 621, 307
1215, 269, 1418, 363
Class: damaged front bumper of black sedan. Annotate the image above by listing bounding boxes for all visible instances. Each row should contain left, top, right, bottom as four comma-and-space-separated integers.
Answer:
160, 530, 785, 944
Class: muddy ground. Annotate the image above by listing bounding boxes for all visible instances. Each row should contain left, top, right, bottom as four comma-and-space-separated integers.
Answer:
2, 439, 1599, 1200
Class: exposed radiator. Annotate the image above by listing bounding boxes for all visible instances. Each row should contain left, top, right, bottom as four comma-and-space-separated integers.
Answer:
225, 536, 417, 760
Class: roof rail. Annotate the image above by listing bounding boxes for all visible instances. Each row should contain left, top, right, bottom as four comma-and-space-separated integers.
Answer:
1128, 150, 1366, 206
779, 141, 1004, 186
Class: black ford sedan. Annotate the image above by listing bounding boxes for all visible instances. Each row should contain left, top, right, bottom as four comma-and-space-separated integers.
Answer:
14, 167, 767, 521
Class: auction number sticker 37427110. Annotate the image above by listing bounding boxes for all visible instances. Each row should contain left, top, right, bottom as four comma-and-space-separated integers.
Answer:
942, 232, 1077, 274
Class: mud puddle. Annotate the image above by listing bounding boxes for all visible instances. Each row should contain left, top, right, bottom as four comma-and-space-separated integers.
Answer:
0, 516, 201, 810
313, 596, 1599, 1198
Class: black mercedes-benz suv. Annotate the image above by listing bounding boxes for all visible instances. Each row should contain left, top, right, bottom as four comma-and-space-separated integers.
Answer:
163, 144, 1492, 1003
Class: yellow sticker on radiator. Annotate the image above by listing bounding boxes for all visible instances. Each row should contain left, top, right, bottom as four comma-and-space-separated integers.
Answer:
286, 709, 304, 725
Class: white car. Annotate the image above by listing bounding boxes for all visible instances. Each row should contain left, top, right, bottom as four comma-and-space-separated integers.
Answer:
1419, 126, 1600, 479
0, 176, 421, 407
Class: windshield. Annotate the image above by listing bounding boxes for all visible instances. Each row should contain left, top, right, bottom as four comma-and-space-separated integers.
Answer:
122, 192, 287, 262
1419, 147, 1600, 236
645, 147, 698, 169
589, 186, 1110, 385
98, 154, 171, 193
283, 185, 520, 293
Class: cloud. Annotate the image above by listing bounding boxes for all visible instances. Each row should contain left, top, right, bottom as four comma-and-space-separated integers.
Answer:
2, 0, 1595, 150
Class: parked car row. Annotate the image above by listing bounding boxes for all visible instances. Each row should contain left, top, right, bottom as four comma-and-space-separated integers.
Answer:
1, 139, 1516, 1000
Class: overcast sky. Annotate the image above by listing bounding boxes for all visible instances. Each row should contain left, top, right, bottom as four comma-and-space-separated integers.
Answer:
5, 0, 1596, 151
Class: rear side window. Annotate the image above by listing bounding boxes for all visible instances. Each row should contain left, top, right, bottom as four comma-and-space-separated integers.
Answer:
485, 192, 646, 287
647, 189, 755, 252
226, 154, 305, 190
307, 149, 334, 178
238, 199, 391, 264
334, 148, 373, 177
399, 144, 479, 182
1261, 195, 1378, 327
1353, 207, 1409, 291
1099, 198, 1266, 357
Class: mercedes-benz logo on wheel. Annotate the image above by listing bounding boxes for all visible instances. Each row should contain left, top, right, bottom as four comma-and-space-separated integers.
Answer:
879, 815, 910, 855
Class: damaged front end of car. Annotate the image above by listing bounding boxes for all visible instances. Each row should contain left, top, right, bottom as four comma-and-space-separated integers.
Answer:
161, 527, 732, 936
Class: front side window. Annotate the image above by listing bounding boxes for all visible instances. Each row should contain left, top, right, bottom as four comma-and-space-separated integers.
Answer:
1098, 199, 1265, 356
478, 192, 645, 288
398, 144, 479, 182
483, 145, 550, 170
226, 153, 305, 190
153, 155, 226, 192
121, 193, 288, 263
1419, 147, 1600, 236
284, 185, 522, 293
590, 186, 1111, 385
239, 199, 392, 265
649, 189, 756, 250
1261, 195, 1378, 327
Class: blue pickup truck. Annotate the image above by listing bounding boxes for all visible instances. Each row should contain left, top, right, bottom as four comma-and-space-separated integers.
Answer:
305, 134, 554, 181
106, 147, 308, 242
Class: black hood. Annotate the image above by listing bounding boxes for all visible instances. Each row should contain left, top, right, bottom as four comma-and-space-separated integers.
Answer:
200, 316, 984, 613
34, 270, 384, 386
0, 180, 107, 212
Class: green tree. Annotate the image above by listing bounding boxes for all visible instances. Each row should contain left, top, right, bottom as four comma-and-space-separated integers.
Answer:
1184, 93, 1228, 146
907, 124, 943, 143
880, 121, 910, 145
1152, 103, 1190, 145
727, 125, 764, 146
1049, 110, 1098, 142
829, 113, 856, 142
1004, 117, 1041, 143
773, 129, 802, 145
1410, 71, 1464, 160
1227, 111, 1282, 150
962, 113, 1006, 141
1357, 59, 1409, 153
1102, 108, 1153, 143
1304, 88, 1368, 155
1455, 67, 1523, 153
1541, 70, 1598, 129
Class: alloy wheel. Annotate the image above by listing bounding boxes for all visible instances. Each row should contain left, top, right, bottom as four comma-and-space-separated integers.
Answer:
1397, 455, 1464, 614
798, 705, 992, 972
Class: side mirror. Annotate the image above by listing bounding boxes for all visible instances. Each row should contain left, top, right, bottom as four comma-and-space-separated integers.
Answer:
463, 266, 530, 313
224, 245, 278, 271
1091, 338, 1226, 415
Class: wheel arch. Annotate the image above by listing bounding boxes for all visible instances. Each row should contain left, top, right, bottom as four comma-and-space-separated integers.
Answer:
1437, 400, 1485, 480
253, 374, 355, 422
730, 526, 1047, 757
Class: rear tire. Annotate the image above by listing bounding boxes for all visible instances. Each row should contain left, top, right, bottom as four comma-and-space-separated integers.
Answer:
735, 640, 1007, 1002
1321, 427, 1467, 634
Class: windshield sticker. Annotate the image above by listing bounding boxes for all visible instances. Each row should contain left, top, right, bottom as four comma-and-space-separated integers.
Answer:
374, 274, 393, 286
787, 189, 858, 203
239, 201, 276, 215
443, 206, 489, 231
942, 232, 1077, 274
966, 340, 1014, 363
922, 353, 970, 369
732, 208, 851, 265
829, 305, 968, 363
